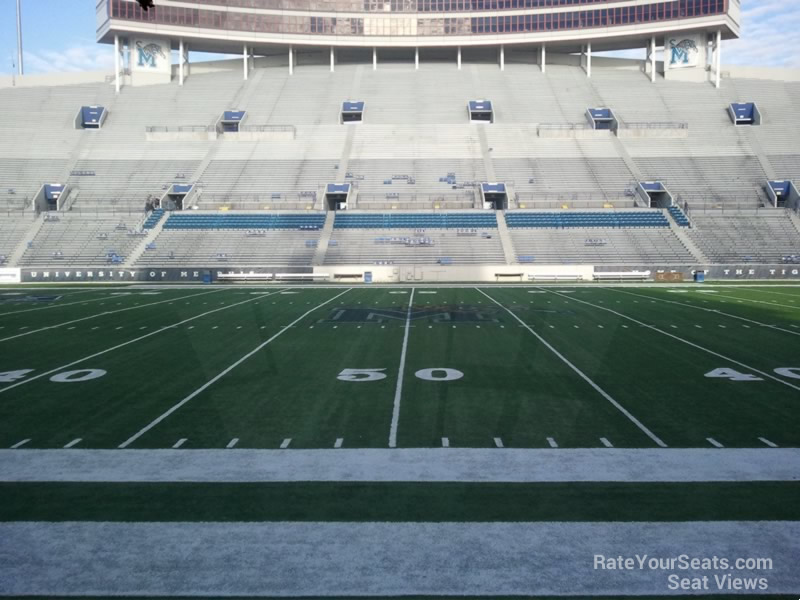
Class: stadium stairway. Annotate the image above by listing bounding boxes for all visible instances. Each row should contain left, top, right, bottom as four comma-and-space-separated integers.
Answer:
7, 214, 45, 267
494, 211, 516, 265
311, 211, 336, 266
740, 127, 777, 181
664, 209, 708, 264
789, 209, 800, 235
124, 213, 168, 267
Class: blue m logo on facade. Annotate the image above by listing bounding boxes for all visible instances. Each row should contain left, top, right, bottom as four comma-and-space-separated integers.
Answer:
135, 41, 167, 69
669, 39, 699, 66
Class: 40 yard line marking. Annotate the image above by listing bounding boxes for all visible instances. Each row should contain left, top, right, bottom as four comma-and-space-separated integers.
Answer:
477, 288, 668, 448
118, 289, 352, 449
389, 288, 415, 448
0, 288, 224, 344
0, 288, 291, 397
543, 289, 800, 394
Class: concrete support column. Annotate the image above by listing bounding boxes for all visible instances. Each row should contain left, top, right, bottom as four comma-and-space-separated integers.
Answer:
586, 42, 591, 78
114, 35, 121, 94
715, 30, 722, 88
373, 47, 377, 70
650, 36, 656, 83
415, 47, 419, 70
243, 44, 249, 80
330, 46, 335, 72
664, 37, 670, 75
541, 44, 546, 73
289, 45, 293, 75
179, 39, 185, 86
457, 46, 461, 70
500, 45, 505, 71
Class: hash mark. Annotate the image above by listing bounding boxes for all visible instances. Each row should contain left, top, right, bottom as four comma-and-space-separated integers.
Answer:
493, 437, 504, 448
600, 437, 613, 448
226, 438, 239, 449
10, 438, 31, 449
334, 438, 344, 448
547, 437, 558, 448
442, 437, 450, 448
280, 438, 292, 449
172, 438, 187, 449
64, 438, 82, 449
758, 437, 778, 448
706, 437, 724, 448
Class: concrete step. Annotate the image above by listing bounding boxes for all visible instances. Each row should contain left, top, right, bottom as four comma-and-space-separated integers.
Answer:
124, 212, 167, 267
665, 209, 708, 264
311, 211, 336, 266
8, 214, 45, 267
494, 211, 517, 265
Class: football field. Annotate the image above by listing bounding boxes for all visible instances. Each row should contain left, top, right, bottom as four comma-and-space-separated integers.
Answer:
1, 283, 799, 599
0, 284, 798, 450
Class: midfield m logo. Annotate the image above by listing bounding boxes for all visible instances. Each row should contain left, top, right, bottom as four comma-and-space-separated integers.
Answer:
322, 305, 503, 323
136, 41, 166, 68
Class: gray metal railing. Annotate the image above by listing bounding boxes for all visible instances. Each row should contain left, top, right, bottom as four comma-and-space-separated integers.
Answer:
145, 125, 211, 133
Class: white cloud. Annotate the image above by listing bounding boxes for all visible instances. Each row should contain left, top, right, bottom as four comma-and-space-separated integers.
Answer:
23, 43, 115, 74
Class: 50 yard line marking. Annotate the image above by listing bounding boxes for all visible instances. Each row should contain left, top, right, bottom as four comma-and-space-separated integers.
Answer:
542, 288, 800, 393
0, 288, 291, 396
389, 288, 415, 448
118, 289, 352, 449
477, 288, 667, 448
0, 288, 224, 343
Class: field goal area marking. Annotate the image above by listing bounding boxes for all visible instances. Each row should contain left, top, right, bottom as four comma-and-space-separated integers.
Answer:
389, 288, 415, 449
608, 288, 800, 338
118, 289, 352, 449
0, 288, 291, 397
542, 289, 800, 394
477, 288, 668, 448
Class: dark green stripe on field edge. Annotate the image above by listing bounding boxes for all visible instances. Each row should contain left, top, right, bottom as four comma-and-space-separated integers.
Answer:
2, 482, 799, 522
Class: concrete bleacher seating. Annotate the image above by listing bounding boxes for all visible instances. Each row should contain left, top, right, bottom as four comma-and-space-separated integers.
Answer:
19, 214, 143, 267
0, 219, 32, 263
505, 211, 668, 228
688, 211, 800, 264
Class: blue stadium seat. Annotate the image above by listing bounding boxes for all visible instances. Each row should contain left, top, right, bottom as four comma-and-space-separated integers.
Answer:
334, 213, 498, 229
505, 211, 669, 229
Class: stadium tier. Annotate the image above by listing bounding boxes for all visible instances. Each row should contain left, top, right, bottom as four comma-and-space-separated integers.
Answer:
1, 41, 799, 281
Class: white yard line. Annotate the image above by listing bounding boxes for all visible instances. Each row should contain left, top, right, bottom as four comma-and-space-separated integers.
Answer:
758, 437, 778, 448
9, 439, 30, 449
0, 289, 224, 344
389, 288, 415, 449
707, 292, 800, 310
0, 294, 114, 317
477, 288, 667, 448
706, 437, 724, 448
63, 438, 82, 449
118, 289, 351, 449
600, 437, 613, 448
543, 288, 800, 394
608, 288, 800, 337
0, 289, 290, 397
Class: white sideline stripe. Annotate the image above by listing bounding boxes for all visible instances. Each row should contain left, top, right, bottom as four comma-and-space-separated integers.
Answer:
710, 292, 800, 311
600, 437, 613, 448
609, 288, 800, 337
118, 290, 351, 449
758, 437, 778, 448
441, 437, 449, 448
63, 438, 82, 449
0, 289, 224, 344
0, 289, 290, 397
226, 438, 239, 449
707, 437, 724, 448
6, 448, 800, 483
172, 438, 187, 449
10, 439, 30, 449
334, 438, 344, 449
280, 438, 292, 449
547, 437, 558, 448
493, 437, 504, 448
478, 288, 667, 448
546, 289, 800, 394
389, 288, 415, 449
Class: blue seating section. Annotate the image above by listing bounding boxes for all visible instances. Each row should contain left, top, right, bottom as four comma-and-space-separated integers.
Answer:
142, 209, 165, 230
668, 206, 690, 227
163, 213, 326, 230
334, 213, 497, 229
505, 211, 669, 229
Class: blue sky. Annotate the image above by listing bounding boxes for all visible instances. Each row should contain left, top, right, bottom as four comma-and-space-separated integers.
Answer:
1, 0, 799, 75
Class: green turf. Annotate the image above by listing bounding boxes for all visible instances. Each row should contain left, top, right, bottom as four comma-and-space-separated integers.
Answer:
2, 481, 799, 522
0, 285, 798, 449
